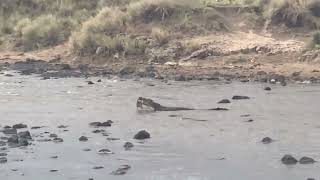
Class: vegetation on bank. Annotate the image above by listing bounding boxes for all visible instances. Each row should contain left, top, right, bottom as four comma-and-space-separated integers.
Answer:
0, 0, 320, 54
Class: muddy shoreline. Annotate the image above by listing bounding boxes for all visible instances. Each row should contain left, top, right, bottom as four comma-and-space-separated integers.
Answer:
0, 58, 319, 85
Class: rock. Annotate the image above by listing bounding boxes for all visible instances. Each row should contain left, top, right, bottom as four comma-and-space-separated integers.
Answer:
2, 128, 17, 135
306, 178, 315, 180
0, 141, 6, 146
218, 99, 231, 104
18, 131, 31, 139
0, 157, 7, 164
262, 137, 273, 144
7, 135, 19, 144
264, 87, 272, 91
119, 66, 136, 76
83, 148, 91, 152
281, 155, 298, 165
18, 138, 29, 146
79, 136, 88, 142
174, 75, 186, 81
12, 124, 27, 129
89, 121, 112, 127
93, 166, 104, 170
124, 142, 134, 150
134, 130, 150, 140
92, 130, 105, 133
53, 138, 63, 143
97, 79, 102, 82
49, 134, 58, 138
50, 156, 58, 159
0, 153, 7, 157
98, 149, 113, 154
57, 125, 68, 129
209, 108, 229, 111
50, 170, 58, 172
232, 96, 250, 100
31, 126, 42, 129
111, 165, 131, 175
299, 157, 316, 164
87, 81, 95, 85
107, 138, 120, 141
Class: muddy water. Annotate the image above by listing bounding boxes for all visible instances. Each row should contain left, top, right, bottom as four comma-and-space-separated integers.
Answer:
0, 71, 319, 180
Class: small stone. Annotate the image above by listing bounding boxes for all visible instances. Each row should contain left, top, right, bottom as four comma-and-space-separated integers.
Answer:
92, 130, 104, 133
93, 166, 104, 170
306, 178, 315, 180
281, 155, 298, 165
57, 125, 68, 129
111, 165, 131, 175
12, 124, 27, 129
98, 149, 113, 154
2, 128, 17, 135
53, 138, 63, 143
79, 136, 88, 142
31, 126, 42, 129
232, 96, 250, 100
83, 148, 91, 152
97, 79, 102, 82
89, 121, 112, 127
245, 119, 254, 122
49, 134, 58, 138
264, 87, 272, 91
87, 81, 95, 85
134, 130, 150, 140
299, 157, 316, 164
218, 99, 231, 104
262, 137, 273, 144
124, 142, 134, 150
50, 156, 58, 159
0, 157, 7, 164
50, 170, 58, 172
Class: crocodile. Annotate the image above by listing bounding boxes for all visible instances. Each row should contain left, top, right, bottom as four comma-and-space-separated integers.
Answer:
137, 97, 228, 112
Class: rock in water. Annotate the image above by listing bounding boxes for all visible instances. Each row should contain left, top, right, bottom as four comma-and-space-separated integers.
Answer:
264, 87, 272, 91
111, 165, 131, 175
124, 142, 134, 150
12, 124, 27, 129
261, 137, 273, 144
218, 99, 231, 104
2, 128, 17, 135
18, 131, 32, 139
79, 136, 88, 142
134, 130, 150, 140
0, 157, 7, 164
299, 157, 316, 164
281, 155, 298, 165
232, 96, 250, 100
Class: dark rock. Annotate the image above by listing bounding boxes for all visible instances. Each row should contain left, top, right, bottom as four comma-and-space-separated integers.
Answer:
281, 155, 298, 165
264, 87, 272, 91
218, 99, 231, 104
18, 131, 32, 139
53, 138, 63, 143
97, 79, 102, 82
93, 166, 104, 170
50, 156, 58, 159
245, 119, 254, 122
111, 165, 131, 175
7, 135, 19, 144
57, 125, 68, 129
92, 130, 105, 133
0, 153, 7, 156
83, 148, 91, 152
306, 178, 315, 180
209, 107, 229, 111
0, 141, 6, 146
2, 128, 17, 135
3, 126, 12, 129
124, 142, 134, 150
134, 130, 150, 140
50, 170, 58, 172
49, 134, 58, 138
262, 137, 273, 144
87, 81, 95, 85
107, 138, 120, 141
0, 157, 7, 164
79, 136, 88, 142
18, 138, 29, 146
98, 149, 113, 154
232, 96, 250, 100
31, 126, 42, 129
119, 66, 136, 76
12, 124, 27, 129
89, 121, 112, 127
299, 157, 316, 164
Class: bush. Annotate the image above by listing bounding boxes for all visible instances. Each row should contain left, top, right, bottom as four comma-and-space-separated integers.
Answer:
309, 31, 320, 49
151, 27, 170, 45
21, 15, 64, 51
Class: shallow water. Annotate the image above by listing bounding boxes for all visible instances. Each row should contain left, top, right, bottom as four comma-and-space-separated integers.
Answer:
0, 71, 319, 180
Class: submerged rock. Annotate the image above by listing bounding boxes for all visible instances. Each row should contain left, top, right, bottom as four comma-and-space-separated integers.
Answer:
12, 124, 27, 129
261, 137, 273, 144
281, 155, 298, 165
53, 138, 63, 143
98, 149, 113, 154
264, 87, 272, 91
299, 157, 316, 164
18, 131, 32, 139
111, 165, 131, 175
218, 99, 231, 104
79, 136, 88, 142
0, 141, 6, 146
134, 130, 150, 140
2, 128, 17, 135
89, 121, 113, 127
124, 142, 134, 150
0, 157, 7, 164
232, 96, 250, 100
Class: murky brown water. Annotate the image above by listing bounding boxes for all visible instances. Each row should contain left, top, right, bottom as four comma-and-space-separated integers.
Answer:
0, 71, 319, 180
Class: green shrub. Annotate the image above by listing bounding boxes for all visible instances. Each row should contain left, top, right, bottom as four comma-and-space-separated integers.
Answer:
21, 15, 64, 50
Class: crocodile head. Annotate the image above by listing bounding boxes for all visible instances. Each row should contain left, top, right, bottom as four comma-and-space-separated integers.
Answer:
136, 97, 157, 111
